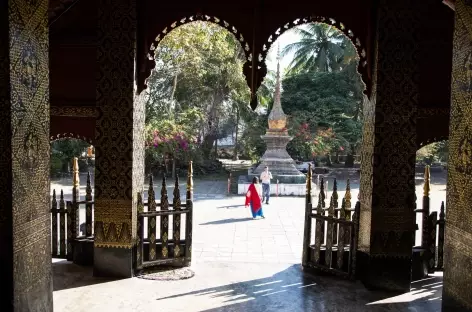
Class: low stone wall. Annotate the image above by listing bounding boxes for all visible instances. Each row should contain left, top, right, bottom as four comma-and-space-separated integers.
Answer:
237, 181, 314, 196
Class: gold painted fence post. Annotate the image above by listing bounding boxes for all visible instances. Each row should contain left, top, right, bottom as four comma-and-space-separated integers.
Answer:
422, 165, 431, 248
184, 161, 193, 266
302, 164, 313, 267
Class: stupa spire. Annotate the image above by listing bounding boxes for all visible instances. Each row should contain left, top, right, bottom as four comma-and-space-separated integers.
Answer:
268, 43, 287, 130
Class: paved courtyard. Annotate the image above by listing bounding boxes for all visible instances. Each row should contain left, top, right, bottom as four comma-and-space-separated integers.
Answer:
51, 173, 445, 312
50, 169, 446, 255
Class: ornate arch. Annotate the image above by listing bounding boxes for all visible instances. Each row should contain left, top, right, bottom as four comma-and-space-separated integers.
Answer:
256, 16, 369, 94
50, 133, 94, 145
144, 14, 252, 90
418, 136, 449, 148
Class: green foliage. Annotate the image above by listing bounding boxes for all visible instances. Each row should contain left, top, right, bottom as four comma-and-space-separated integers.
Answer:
50, 139, 90, 175
50, 153, 62, 177
416, 140, 449, 164
282, 23, 349, 75
238, 111, 267, 161
145, 21, 251, 170
276, 23, 364, 165
282, 70, 363, 162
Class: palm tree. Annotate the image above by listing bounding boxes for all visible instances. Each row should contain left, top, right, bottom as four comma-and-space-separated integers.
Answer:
281, 23, 349, 75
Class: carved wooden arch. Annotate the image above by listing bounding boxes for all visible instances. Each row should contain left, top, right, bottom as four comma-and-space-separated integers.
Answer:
50, 133, 94, 145
418, 136, 449, 148
144, 14, 253, 92
255, 16, 369, 96
48, 0, 77, 24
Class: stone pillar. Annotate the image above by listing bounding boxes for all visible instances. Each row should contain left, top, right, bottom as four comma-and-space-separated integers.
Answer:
94, 0, 144, 278
358, 0, 419, 292
0, 0, 52, 311
443, 1, 472, 311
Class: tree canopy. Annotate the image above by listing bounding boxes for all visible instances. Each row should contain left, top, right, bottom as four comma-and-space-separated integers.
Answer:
143, 21, 253, 174
278, 23, 364, 165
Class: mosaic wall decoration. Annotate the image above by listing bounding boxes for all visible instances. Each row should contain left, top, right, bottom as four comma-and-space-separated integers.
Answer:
358, 0, 420, 291
132, 90, 145, 244
444, 1, 472, 310
95, 0, 140, 249
0, 0, 52, 310
50, 106, 97, 117
358, 95, 375, 254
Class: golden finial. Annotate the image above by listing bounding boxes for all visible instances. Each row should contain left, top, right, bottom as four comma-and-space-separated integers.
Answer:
137, 192, 144, 213
72, 157, 79, 188
148, 175, 156, 212
319, 177, 325, 209
161, 176, 169, 210
332, 178, 338, 208
86, 172, 92, 199
340, 198, 346, 220
328, 195, 334, 217
306, 163, 312, 196
52, 189, 57, 205
187, 161, 193, 191
344, 179, 352, 209
173, 175, 181, 209
423, 165, 430, 197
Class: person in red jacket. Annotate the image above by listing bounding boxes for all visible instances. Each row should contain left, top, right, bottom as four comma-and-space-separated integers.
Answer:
245, 177, 265, 219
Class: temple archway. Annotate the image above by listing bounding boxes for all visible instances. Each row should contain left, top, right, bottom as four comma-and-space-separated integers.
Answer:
258, 19, 366, 168
255, 17, 370, 100
50, 132, 94, 145
142, 15, 253, 94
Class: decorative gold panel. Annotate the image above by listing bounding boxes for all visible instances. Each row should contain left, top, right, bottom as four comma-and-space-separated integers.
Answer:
0, 0, 52, 309
443, 1, 472, 309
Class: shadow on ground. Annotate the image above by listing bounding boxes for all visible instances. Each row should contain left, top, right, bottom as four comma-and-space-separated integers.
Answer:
199, 217, 254, 225
52, 259, 115, 291
155, 264, 442, 312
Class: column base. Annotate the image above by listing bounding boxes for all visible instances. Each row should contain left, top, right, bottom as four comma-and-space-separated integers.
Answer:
93, 246, 134, 278
442, 290, 472, 312
357, 251, 412, 292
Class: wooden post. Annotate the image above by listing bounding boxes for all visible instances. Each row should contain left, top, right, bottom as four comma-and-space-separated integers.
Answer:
148, 175, 157, 261
313, 177, 325, 263
437, 201, 445, 270
136, 191, 144, 270
70, 158, 80, 258
427, 211, 437, 273
184, 161, 193, 266
422, 165, 431, 248
344, 179, 352, 245
51, 189, 58, 257
59, 190, 66, 259
302, 164, 313, 267
66, 200, 72, 261
72, 157, 80, 202
337, 198, 346, 270
161, 177, 170, 258
332, 178, 339, 245
325, 196, 335, 268
332, 178, 339, 208
85, 172, 93, 237
349, 201, 361, 280
173, 176, 182, 258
